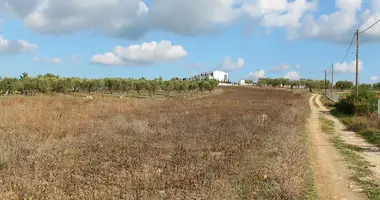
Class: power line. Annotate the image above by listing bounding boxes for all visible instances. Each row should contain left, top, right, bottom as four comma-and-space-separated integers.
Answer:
335, 33, 356, 68
360, 18, 380, 34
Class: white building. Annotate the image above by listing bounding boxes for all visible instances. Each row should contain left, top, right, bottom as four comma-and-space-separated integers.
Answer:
187, 70, 229, 82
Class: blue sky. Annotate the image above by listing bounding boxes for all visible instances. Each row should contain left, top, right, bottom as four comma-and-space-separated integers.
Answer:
0, 0, 380, 83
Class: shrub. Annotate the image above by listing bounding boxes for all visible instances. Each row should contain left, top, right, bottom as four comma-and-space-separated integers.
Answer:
335, 95, 355, 114
335, 86, 377, 116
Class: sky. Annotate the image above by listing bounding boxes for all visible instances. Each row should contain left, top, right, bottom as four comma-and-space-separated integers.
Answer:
0, 0, 380, 83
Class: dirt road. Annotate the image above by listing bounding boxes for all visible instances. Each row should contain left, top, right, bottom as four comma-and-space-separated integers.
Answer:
315, 94, 380, 182
308, 94, 366, 200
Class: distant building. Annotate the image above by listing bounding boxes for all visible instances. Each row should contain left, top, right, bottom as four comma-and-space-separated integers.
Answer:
186, 70, 229, 82
239, 80, 246, 85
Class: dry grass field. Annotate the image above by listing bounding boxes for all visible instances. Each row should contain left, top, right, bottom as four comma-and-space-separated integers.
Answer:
0, 87, 311, 200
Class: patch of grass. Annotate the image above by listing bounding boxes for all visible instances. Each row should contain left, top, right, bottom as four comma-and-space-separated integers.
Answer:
358, 129, 380, 147
330, 110, 380, 148
319, 116, 380, 200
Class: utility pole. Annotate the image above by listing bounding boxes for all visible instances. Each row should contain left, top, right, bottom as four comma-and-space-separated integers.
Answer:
355, 29, 360, 98
331, 64, 334, 94
324, 70, 327, 94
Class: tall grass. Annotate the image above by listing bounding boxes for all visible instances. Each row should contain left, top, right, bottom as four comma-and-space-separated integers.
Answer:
0, 88, 310, 199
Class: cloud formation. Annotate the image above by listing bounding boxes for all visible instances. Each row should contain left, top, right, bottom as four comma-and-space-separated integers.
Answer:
1, 0, 148, 39
2, 0, 379, 42
0, 35, 38, 54
217, 56, 245, 72
333, 60, 363, 74
33, 56, 62, 64
284, 71, 301, 80
90, 40, 188, 66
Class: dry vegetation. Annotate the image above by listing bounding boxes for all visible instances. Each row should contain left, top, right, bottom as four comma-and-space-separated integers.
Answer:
0, 87, 311, 199
321, 95, 380, 148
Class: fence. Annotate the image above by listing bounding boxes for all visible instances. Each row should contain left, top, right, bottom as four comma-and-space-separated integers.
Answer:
324, 90, 340, 103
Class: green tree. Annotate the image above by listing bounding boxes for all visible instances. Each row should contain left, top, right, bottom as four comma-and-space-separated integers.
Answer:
161, 80, 174, 97
207, 79, 219, 92
198, 80, 207, 92
135, 79, 147, 96
1, 77, 22, 95
373, 82, 380, 91
36, 77, 51, 93
335, 80, 353, 91
146, 79, 160, 98
179, 81, 189, 93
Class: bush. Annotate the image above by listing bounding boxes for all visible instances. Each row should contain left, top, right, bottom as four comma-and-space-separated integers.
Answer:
355, 102, 377, 116
335, 95, 355, 114
335, 86, 377, 116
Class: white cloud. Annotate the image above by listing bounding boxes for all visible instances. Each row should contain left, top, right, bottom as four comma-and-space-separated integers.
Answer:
334, 60, 363, 74
33, 56, 62, 64
0, 0, 243, 37
271, 64, 289, 71
2, 0, 380, 43
217, 56, 245, 71
259, 0, 317, 28
296, 64, 301, 68
0, 0, 316, 39
336, 0, 362, 11
284, 71, 301, 80
247, 70, 265, 80
90, 52, 124, 66
1, 0, 149, 39
0, 35, 38, 54
90, 40, 187, 66
149, 0, 242, 35
295, 0, 380, 42
370, 76, 379, 82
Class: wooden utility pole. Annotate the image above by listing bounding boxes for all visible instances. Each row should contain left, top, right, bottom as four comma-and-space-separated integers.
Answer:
331, 64, 334, 93
324, 70, 327, 94
355, 29, 360, 98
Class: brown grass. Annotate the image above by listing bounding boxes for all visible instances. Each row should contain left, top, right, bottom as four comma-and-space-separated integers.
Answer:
0, 87, 310, 199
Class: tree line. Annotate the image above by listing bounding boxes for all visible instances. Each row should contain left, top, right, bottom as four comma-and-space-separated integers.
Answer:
334, 81, 380, 92
257, 78, 380, 92
0, 73, 219, 97
257, 78, 332, 91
